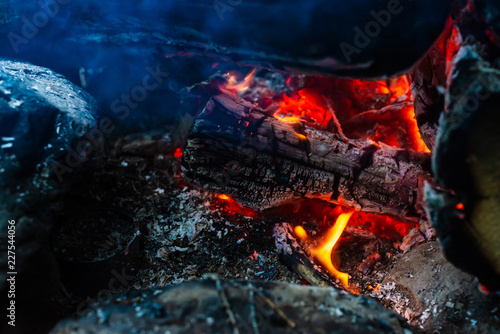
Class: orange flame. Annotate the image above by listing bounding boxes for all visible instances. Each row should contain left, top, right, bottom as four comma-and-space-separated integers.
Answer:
225, 68, 257, 92
294, 225, 308, 240
272, 75, 430, 153
296, 133, 307, 140
312, 211, 354, 288
214, 194, 258, 218
274, 91, 332, 127
405, 105, 431, 153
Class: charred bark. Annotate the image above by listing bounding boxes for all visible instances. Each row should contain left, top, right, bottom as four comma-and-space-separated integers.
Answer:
409, 24, 452, 151
52, 278, 412, 334
273, 223, 340, 289
182, 92, 431, 222
425, 37, 500, 290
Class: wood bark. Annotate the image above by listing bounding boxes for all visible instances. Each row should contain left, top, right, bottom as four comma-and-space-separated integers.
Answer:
425, 34, 500, 290
182, 92, 431, 222
409, 25, 451, 151
273, 223, 340, 289
52, 278, 412, 334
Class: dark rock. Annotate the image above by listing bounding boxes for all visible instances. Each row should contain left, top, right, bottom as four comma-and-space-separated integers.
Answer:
0, 60, 97, 334
0, 59, 97, 179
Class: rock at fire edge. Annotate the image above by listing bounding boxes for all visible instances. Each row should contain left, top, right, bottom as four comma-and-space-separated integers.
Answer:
0, 60, 98, 334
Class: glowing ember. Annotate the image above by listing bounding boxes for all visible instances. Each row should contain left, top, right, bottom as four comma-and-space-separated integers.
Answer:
271, 74, 430, 153
282, 200, 416, 242
294, 225, 308, 240
224, 68, 257, 93
456, 203, 465, 210
214, 194, 258, 218
174, 148, 183, 158
249, 251, 259, 261
406, 106, 431, 153
275, 91, 332, 127
311, 211, 354, 289
276, 115, 302, 124
368, 284, 381, 293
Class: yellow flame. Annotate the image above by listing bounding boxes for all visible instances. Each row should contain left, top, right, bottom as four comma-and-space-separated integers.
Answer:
225, 68, 256, 92
218, 194, 231, 200
296, 133, 307, 140
311, 211, 353, 289
276, 115, 302, 124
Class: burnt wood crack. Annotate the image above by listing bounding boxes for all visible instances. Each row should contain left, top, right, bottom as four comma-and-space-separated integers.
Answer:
182, 92, 431, 223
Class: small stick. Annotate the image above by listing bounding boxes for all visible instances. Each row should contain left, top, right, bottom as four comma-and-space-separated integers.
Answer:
324, 98, 348, 142
215, 278, 240, 334
248, 283, 260, 334
257, 291, 296, 329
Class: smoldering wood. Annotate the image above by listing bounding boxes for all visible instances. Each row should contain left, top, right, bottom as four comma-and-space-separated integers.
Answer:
182, 92, 431, 222
409, 25, 451, 151
52, 277, 413, 334
426, 39, 500, 290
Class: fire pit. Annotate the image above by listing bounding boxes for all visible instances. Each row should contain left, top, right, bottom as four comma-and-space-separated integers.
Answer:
1, 1, 500, 333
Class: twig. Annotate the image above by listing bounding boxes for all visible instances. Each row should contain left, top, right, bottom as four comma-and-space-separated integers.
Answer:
257, 290, 296, 329
324, 98, 348, 142
215, 277, 240, 334
248, 283, 260, 334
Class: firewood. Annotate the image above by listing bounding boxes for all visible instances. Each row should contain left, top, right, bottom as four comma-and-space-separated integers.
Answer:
52, 277, 413, 334
273, 223, 340, 288
425, 38, 500, 290
182, 92, 431, 222
409, 29, 450, 151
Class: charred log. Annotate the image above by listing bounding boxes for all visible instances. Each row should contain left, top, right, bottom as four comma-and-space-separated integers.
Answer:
182, 92, 431, 222
52, 277, 413, 334
425, 38, 500, 290
273, 223, 340, 289
409, 22, 453, 151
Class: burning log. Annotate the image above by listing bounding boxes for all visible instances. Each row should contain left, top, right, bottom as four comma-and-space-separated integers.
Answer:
273, 223, 341, 289
409, 22, 457, 151
182, 92, 431, 222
